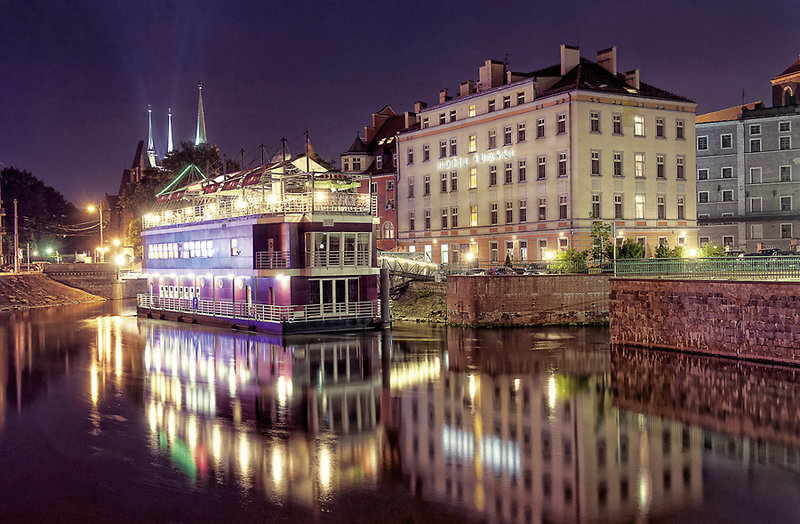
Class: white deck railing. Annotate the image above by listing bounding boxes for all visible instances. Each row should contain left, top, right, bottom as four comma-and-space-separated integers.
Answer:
137, 294, 378, 323
254, 250, 291, 269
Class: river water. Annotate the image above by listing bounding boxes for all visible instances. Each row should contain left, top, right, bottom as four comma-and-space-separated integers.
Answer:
1, 300, 799, 523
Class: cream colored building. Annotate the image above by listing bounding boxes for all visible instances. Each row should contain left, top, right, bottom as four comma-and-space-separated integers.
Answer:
396, 45, 697, 264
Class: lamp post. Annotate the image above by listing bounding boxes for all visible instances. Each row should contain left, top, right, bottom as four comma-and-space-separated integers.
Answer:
88, 204, 104, 262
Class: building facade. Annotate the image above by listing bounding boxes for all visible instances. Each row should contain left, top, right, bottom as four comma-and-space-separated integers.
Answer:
395, 45, 697, 265
696, 55, 800, 252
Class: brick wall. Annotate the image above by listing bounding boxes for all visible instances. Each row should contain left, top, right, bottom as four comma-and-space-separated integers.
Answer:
610, 278, 800, 364
447, 275, 609, 326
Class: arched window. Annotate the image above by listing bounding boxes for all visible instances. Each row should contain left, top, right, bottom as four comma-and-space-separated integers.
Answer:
382, 221, 395, 239
783, 86, 795, 107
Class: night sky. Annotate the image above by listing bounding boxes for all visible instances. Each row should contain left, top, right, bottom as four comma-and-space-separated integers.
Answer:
2, 0, 799, 206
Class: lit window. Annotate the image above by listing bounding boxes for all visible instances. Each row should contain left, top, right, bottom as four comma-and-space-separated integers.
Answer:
469, 167, 477, 189
635, 194, 645, 219
468, 105, 476, 117
634, 153, 645, 178
470, 205, 478, 226
633, 115, 645, 136
468, 134, 477, 153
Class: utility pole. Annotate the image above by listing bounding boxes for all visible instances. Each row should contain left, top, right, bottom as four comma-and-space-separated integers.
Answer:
306, 130, 313, 215
13, 199, 18, 273
240, 148, 245, 171
260, 144, 265, 166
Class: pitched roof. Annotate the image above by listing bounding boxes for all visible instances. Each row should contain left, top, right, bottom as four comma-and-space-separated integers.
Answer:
131, 140, 151, 169
775, 55, 800, 80
696, 101, 763, 124
345, 135, 369, 154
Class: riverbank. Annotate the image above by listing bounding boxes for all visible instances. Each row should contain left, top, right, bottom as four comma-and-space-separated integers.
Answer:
391, 281, 447, 323
0, 273, 105, 311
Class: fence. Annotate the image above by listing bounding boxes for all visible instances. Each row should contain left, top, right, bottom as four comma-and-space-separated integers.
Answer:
614, 256, 800, 280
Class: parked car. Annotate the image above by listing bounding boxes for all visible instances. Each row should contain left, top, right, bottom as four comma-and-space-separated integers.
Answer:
484, 266, 512, 275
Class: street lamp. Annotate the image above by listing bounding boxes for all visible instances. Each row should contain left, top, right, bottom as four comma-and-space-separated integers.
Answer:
87, 204, 104, 262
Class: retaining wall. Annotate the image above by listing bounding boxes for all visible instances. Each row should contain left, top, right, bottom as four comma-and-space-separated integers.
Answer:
44, 263, 146, 299
610, 278, 800, 364
447, 274, 610, 326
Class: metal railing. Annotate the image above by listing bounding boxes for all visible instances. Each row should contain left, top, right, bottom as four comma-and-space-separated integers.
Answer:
614, 256, 800, 280
306, 251, 371, 268
137, 294, 378, 323
255, 250, 290, 269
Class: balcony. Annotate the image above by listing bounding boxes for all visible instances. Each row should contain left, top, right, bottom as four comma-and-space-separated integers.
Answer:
306, 251, 371, 268
255, 250, 290, 269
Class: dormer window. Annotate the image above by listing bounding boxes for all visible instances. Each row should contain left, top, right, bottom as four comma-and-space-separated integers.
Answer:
376, 155, 383, 169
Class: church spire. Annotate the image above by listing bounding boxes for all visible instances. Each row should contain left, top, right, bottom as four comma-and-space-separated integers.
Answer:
146, 105, 157, 167
195, 80, 207, 146
167, 108, 174, 153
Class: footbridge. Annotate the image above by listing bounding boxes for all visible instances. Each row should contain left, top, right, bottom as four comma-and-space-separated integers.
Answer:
378, 252, 440, 297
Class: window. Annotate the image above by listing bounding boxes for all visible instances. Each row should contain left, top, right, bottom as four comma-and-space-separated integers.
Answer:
779, 121, 791, 133
677, 196, 685, 219
517, 91, 525, 105
230, 238, 239, 256
407, 148, 414, 165
422, 144, 430, 161
722, 190, 733, 202
749, 124, 761, 135
488, 129, 497, 149
503, 95, 511, 109
559, 195, 568, 219
557, 114, 566, 134
699, 236, 710, 245
441, 172, 448, 192
635, 194, 645, 219
697, 136, 708, 151
468, 104, 476, 117
466, 134, 477, 154
441, 208, 448, 229
676, 156, 685, 179
750, 167, 762, 183
470, 205, 478, 226
409, 211, 415, 230
382, 221, 394, 239
424, 209, 431, 230
517, 122, 526, 143
698, 168, 709, 180
489, 165, 497, 186
656, 117, 665, 138
698, 191, 709, 203
519, 240, 528, 261
721, 167, 733, 179
656, 155, 665, 179
537, 118, 545, 138
721, 134, 732, 148
723, 235, 734, 248
504, 162, 513, 184
488, 99, 495, 112
352, 158, 362, 170
519, 200, 527, 222
450, 138, 457, 156
591, 151, 600, 175
781, 165, 792, 182
634, 153, 645, 178
386, 199, 395, 210
342, 158, 349, 171
451, 207, 458, 228
676, 120, 685, 139
750, 138, 761, 152
421, 117, 429, 129
490, 241, 499, 262
613, 114, 622, 135
503, 125, 512, 146
657, 196, 666, 219
424, 175, 430, 195
449, 110, 456, 122
614, 195, 623, 219
613, 152, 623, 176
781, 196, 792, 211
518, 160, 527, 182
450, 172, 458, 192
370, 181, 377, 194
634, 115, 645, 137
591, 194, 601, 218
506, 201, 513, 223
590, 111, 600, 133
780, 136, 791, 150
408, 177, 415, 198
490, 202, 498, 225
469, 167, 477, 189
782, 223, 793, 239
558, 152, 567, 177
538, 198, 547, 221
386, 180, 395, 191
537, 156, 546, 180
439, 140, 447, 158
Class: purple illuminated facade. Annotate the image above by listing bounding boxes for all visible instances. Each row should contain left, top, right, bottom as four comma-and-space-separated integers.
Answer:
137, 156, 381, 334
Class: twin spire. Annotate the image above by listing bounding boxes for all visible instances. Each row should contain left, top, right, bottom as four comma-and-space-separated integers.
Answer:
146, 80, 207, 165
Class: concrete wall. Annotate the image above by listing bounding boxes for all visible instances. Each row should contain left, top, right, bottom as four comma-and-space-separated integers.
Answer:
44, 263, 146, 300
610, 278, 800, 364
447, 274, 609, 326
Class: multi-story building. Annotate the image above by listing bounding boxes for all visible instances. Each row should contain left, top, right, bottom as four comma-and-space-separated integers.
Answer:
696, 55, 800, 252
395, 45, 697, 264
341, 105, 419, 251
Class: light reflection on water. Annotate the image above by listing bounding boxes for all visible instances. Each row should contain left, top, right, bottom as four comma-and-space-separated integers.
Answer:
0, 301, 799, 522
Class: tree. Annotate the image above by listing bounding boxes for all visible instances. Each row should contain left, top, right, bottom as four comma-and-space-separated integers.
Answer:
699, 242, 725, 257
504, 251, 513, 268
654, 243, 672, 258
553, 247, 589, 273
589, 217, 613, 261
616, 239, 645, 259
127, 217, 143, 260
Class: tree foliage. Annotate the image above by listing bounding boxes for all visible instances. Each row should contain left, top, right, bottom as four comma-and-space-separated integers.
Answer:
699, 242, 725, 257
589, 217, 613, 261
616, 239, 645, 259
553, 247, 589, 273
654, 243, 687, 258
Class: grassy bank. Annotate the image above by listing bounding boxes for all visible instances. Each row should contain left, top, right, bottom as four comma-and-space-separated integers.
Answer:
0, 273, 105, 311
391, 281, 447, 323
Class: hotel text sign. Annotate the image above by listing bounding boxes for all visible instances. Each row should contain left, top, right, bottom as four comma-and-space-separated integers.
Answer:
437, 148, 515, 171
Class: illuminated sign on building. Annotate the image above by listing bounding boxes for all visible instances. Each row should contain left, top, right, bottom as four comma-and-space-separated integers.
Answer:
437, 148, 515, 171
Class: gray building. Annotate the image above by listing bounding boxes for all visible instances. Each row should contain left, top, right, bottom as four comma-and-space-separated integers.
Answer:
696, 55, 800, 252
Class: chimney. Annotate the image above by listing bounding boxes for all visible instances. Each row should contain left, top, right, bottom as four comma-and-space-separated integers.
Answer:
460, 80, 475, 96
404, 111, 418, 128
560, 44, 580, 75
414, 100, 427, 113
364, 126, 376, 143
625, 69, 640, 90
478, 59, 507, 91
439, 88, 450, 104
596, 46, 617, 75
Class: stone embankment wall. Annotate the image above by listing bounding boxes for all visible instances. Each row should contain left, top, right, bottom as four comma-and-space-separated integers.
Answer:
0, 273, 103, 310
610, 278, 800, 364
44, 263, 146, 300
447, 275, 610, 326
391, 281, 447, 322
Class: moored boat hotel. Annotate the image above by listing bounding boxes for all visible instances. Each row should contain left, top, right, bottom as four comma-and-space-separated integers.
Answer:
138, 155, 381, 334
